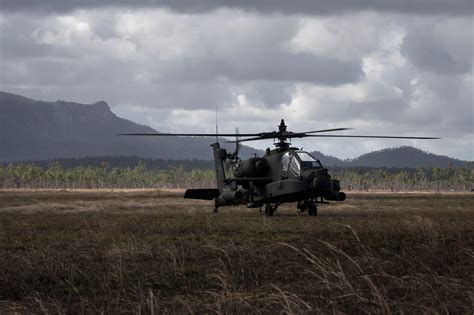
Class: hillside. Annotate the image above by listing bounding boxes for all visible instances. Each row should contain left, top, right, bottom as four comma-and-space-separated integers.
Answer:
310, 147, 468, 168
0, 91, 260, 162
0, 91, 469, 168
348, 146, 467, 168
310, 151, 346, 167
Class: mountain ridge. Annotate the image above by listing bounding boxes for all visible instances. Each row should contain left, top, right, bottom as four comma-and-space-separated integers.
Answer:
0, 91, 469, 168
311, 146, 468, 168
347, 146, 467, 168
0, 91, 261, 161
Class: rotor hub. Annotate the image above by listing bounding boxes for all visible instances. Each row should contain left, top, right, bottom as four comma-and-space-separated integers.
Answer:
274, 119, 290, 148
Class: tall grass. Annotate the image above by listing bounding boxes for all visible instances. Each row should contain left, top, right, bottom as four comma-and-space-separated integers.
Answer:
0, 191, 472, 313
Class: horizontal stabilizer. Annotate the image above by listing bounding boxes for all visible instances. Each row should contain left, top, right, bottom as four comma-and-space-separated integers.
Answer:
184, 188, 220, 200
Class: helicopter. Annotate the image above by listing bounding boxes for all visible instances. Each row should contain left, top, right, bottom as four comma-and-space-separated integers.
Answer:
120, 119, 439, 216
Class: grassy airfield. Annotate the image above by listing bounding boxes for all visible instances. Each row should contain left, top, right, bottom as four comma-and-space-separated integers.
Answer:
0, 190, 472, 313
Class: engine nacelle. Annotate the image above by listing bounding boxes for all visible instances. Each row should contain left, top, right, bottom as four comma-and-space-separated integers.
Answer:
215, 189, 243, 206
222, 189, 243, 202
233, 158, 268, 178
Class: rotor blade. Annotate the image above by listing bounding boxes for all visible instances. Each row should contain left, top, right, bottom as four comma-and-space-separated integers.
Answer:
225, 133, 440, 143
224, 136, 269, 143
304, 135, 440, 139
117, 133, 260, 137
302, 127, 353, 134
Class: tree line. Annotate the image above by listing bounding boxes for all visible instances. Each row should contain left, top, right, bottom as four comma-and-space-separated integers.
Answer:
330, 166, 472, 191
0, 161, 472, 191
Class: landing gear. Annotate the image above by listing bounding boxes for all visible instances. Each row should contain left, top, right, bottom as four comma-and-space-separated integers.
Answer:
297, 200, 307, 213
297, 200, 318, 216
308, 203, 318, 216
264, 204, 275, 216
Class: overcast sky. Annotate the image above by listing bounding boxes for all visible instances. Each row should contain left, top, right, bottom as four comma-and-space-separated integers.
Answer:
0, 0, 472, 160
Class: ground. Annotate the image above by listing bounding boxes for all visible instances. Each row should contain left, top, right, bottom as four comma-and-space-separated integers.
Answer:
0, 190, 473, 313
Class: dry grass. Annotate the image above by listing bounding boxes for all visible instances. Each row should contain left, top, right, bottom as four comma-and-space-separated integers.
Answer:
0, 190, 473, 313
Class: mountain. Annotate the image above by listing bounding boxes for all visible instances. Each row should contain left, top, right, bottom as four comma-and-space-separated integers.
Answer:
312, 146, 468, 168
311, 146, 468, 168
0, 91, 469, 168
310, 151, 345, 167
311, 146, 471, 168
347, 146, 467, 168
0, 91, 261, 162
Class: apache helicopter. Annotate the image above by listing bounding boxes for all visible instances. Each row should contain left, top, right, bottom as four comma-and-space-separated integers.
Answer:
120, 119, 438, 216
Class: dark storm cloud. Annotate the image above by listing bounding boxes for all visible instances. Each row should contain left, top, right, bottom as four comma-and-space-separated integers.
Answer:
337, 72, 473, 135
158, 53, 363, 85
0, 11, 364, 102
1, 0, 472, 15
0, 4, 471, 160
0, 16, 76, 61
401, 33, 472, 75
236, 81, 294, 106
141, 81, 296, 110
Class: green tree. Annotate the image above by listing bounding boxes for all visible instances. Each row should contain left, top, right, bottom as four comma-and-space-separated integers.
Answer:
45, 161, 65, 188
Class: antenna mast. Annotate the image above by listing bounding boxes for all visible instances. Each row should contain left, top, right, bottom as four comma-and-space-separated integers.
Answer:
215, 104, 219, 143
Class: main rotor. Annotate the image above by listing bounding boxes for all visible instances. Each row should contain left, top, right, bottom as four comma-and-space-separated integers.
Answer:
252, 119, 301, 148
276, 119, 298, 147
118, 119, 440, 150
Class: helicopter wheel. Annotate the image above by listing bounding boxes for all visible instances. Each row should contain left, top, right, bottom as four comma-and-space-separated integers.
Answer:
264, 204, 275, 216
297, 200, 307, 213
308, 203, 318, 216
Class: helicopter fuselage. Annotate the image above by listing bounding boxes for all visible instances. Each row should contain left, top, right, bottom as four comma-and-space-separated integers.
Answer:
185, 142, 345, 215
122, 118, 437, 216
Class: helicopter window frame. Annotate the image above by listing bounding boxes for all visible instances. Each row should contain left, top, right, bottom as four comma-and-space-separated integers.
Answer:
289, 154, 301, 176
281, 152, 291, 171
296, 151, 323, 169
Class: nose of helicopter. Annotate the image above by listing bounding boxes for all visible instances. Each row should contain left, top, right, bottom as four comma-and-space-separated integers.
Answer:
311, 169, 331, 192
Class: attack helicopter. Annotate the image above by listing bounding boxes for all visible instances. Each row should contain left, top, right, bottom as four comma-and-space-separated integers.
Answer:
120, 119, 438, 216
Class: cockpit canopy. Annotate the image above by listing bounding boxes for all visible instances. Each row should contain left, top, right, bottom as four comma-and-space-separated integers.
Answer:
296, 151, 323, 169
281, 151, 323, 176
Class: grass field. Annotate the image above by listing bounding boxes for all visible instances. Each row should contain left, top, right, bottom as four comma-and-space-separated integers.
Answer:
0, 190, 473, 313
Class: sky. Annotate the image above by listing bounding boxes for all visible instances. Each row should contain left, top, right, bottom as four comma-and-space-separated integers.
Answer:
0, 0, 473, 160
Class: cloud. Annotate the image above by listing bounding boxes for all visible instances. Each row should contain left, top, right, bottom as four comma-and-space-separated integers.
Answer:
401, 17, 473, 75
401, 34, 470, 75
156, 54, 362, 84
0, 6, 472, 160
1, 0, 473, 16
289, 13, 386, 61
0, 9, 364, 106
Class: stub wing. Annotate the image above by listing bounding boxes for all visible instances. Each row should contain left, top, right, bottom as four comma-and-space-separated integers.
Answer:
184, 188, 220, 200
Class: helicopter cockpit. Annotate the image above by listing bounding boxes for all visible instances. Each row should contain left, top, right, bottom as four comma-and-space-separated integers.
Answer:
296, 151, 323, 169
281, 151, 323, 177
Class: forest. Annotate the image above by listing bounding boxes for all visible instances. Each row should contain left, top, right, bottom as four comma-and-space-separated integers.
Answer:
0, 161, 472, 191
